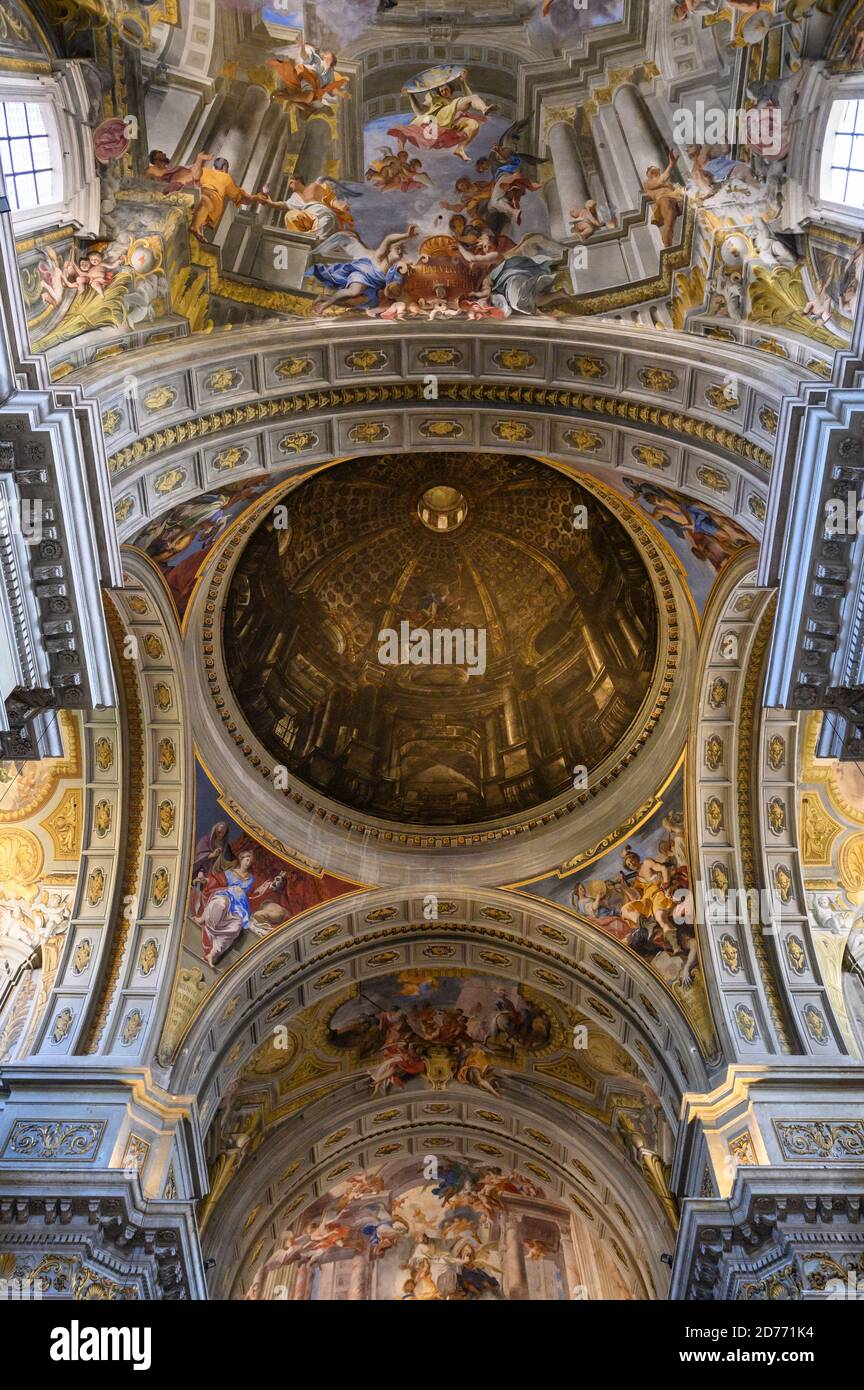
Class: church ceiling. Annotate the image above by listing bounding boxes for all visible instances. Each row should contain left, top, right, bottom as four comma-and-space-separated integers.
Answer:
2, 0, 864, 1311
224, 451, 659, 825
4, 0, 861, 377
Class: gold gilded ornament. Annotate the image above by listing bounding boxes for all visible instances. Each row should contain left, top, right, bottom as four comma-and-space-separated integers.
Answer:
151, 867, 170, 906
86, 867, 105, 905
639, 367, 677, 392
95, 737, 113, 770
138, 939, 158, 975
94, 799, 111, 836
705, 735, 723, 770
492, 419, 532, 443
143, 385, 177, 412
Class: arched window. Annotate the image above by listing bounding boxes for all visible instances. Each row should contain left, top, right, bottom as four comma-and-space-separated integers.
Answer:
821, 98, 864, 208
0, 100, 54, 211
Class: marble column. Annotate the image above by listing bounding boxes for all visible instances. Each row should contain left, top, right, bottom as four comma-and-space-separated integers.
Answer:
347, 1251, 369, 1300
503, 1217, 529, 1299
316, 687, 339, 751
616, 608, 642, 659
612, 85, 668, 193
217, 85, 271, 187
559, 1225, 583, 1299
546, 121, 590, 242
293, 115, 335, 184
581, 622, 604, 677
592, 104, 640, 213
502, 687, 524, 746
482, 711, 500, 780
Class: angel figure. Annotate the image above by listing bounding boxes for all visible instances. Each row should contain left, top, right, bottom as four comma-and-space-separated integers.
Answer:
455, 231, 564, 315
475, 117, 549, 224
388, 65, 497, 162
306, 224, 418, 311
365, 147, 432, 192
810, 892, 857, 935
643, 149, 686, 248
335, 1169, 387, 1210
37, 245, 69, 310
570, 199, 617, 240
267, 37, 349, 113
804, 269, 837, 326
69, 250, 122, 297
359, 1205, 410, 1256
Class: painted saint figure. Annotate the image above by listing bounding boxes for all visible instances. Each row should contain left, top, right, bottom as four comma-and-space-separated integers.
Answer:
388, 66, 497, 162
308, 225, 418, 311
643, 150, 686, 248
267, 37, 349, 112
264, 175, 357, 238
190, 157, 269, 245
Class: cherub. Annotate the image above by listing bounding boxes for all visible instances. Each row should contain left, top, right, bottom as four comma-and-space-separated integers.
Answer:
424, 298, 462, 318
37, 245, 69, 309
570, 199, 617, 240
60, 249, 123, 298
77, 251, 120, 296
366, 147, 431, 192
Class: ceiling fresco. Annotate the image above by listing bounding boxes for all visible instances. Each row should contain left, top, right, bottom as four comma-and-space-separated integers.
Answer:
515, 762, 715, 1045
158, 757, 362, 1057
7, 0, 864, 375
130, 474, 274, 618
127, 458, 752, 642
199, 954, 678, 1298
325, 970, 556, 1097
0, 711, 82, 1064
616, 476, 753, 614
243, 1154, 604, 1301
223, 452, 659, 825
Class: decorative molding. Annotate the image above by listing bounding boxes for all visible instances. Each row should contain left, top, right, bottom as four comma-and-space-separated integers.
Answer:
193, 467, 684, 853
736, 597, 795, 1053
774, 1120, 864, 1161
105, 380, 773, 478
1, 1120, 105, 1161
81, 600, 145, 1054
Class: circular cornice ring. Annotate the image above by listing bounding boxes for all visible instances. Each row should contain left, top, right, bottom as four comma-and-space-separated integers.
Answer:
181, 456, 696, 885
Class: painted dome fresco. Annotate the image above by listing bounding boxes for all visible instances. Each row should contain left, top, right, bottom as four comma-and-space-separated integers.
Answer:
225, 452, 658, 824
